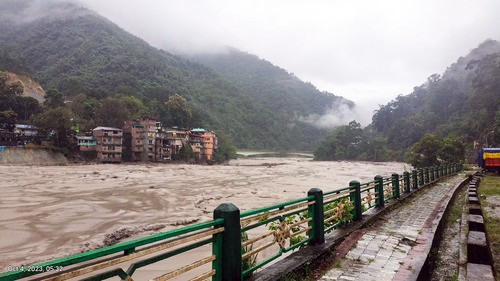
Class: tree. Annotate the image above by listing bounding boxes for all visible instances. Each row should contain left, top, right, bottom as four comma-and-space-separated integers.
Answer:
44, 89, 65, 108
33, 107, 73, 148
119, 95, 146, 120
439, 136, 465, 164
178, 142, 193, 161
0, 109, 17, 131
313, 120, 363, 161
407, 134, 442, 168
213, 132, 237, 163
13, 96, 41, 121
165, 94, 192, 128
95, 98, 129, 128
407, 134, 465, 168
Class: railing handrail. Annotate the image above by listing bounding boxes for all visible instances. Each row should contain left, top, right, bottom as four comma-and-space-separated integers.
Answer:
0, 219, 224, 281
240, 195, 314, 218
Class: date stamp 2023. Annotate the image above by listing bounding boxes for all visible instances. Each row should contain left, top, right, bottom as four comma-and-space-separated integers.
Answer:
7, 265, 64, 273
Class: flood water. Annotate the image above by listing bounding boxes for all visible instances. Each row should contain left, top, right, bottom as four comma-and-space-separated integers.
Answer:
0, 158, 408, 274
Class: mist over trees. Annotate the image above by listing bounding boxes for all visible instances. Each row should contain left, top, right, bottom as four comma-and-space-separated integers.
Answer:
315, 40, 500, 163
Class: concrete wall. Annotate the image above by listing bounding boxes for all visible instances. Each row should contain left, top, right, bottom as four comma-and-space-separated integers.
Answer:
0, 147, 68, 165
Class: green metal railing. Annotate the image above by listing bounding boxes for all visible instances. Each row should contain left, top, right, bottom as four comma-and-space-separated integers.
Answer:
0, 163, 463, 281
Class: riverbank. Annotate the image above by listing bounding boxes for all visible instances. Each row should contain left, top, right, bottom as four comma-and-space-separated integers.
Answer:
0, 158, 407, 270
0, 147, 68, 165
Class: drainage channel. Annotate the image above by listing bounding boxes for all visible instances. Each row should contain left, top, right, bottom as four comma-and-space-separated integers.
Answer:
425, 176, 467, 281
464, 174, 496, 281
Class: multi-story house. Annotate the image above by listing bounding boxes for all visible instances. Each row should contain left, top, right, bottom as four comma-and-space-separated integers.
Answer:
123, 117, 157, 162
93, 127, 123, 162
189, 129, 204, 160
165, 129, 189, 156
154, 131, 171, 162
190, 128, 218, 161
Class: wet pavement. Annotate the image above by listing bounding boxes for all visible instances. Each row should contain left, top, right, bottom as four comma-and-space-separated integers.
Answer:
319, 175, 465, 281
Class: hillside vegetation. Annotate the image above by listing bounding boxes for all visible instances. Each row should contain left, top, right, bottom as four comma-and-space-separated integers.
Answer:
191, 48, 352, 144
0, 0, 351, 150
315, 40, 500, 164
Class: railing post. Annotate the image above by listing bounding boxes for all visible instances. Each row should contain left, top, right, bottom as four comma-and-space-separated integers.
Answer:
349, 181, 362, 220
430, 166, 435, 182
213, 203, 242, 281
418, 168, 424, 186
424, 168, 429, 184
440, 166, 443, 177
391, 173, 400, 199
308, 188, 324, 245
375, 175, 384, 207
412, 170, 418, 189
403, 171, 410, 193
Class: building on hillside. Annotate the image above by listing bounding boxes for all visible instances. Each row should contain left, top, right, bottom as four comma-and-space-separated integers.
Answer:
189, 129, 204, 160
165, 129, 189, 157
14, 124, 38, 137
93, 127, 123, 162
202, 130, 217, 161
75, 136, 96, 151
122, 117, 157, 162
189, 128, 218, 161
154, 131, 171, 162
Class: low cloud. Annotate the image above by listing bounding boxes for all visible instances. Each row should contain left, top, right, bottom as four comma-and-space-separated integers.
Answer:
0, 0, 90, 25
298, 100, 372, 129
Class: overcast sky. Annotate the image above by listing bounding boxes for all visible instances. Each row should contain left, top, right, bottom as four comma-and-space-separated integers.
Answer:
80, 0, 500, 113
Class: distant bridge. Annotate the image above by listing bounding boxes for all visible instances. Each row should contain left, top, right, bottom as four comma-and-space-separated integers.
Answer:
236, 150, 314, 158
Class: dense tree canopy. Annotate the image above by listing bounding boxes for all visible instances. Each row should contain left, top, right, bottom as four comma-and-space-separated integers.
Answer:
164, 94, 192, 128
315, 40, 500, 162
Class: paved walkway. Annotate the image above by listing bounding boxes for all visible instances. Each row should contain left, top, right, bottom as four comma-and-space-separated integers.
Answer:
319, 175, 465, 281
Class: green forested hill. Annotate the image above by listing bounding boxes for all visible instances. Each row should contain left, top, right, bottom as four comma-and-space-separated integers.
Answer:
190, 48, 351, 120
189, 48, 353, 150
0, 0, 350, 150
315, 40, 500, 162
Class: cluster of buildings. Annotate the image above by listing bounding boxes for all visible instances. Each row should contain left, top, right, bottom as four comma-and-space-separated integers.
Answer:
0, 117, 218, 163
0, 124, 39, 146
76, 117, 218, 163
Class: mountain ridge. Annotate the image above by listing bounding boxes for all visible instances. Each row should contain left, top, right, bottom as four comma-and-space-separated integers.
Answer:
0, 0, 354, 150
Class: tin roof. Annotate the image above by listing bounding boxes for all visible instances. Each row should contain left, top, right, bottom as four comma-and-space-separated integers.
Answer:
93, 126, 122, 131
15, 124, 37, 129
76, 136, 95, 140
191, 128, 206, 133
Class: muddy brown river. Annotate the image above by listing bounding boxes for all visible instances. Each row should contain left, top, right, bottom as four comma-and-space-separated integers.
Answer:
0, 158, 408, 277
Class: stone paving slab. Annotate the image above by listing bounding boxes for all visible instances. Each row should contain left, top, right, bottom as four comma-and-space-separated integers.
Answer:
467, 263, 495, 281
319, 176, 465, 281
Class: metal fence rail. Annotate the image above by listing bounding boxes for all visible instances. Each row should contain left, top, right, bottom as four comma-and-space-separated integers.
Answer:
0, 164, 463, 281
